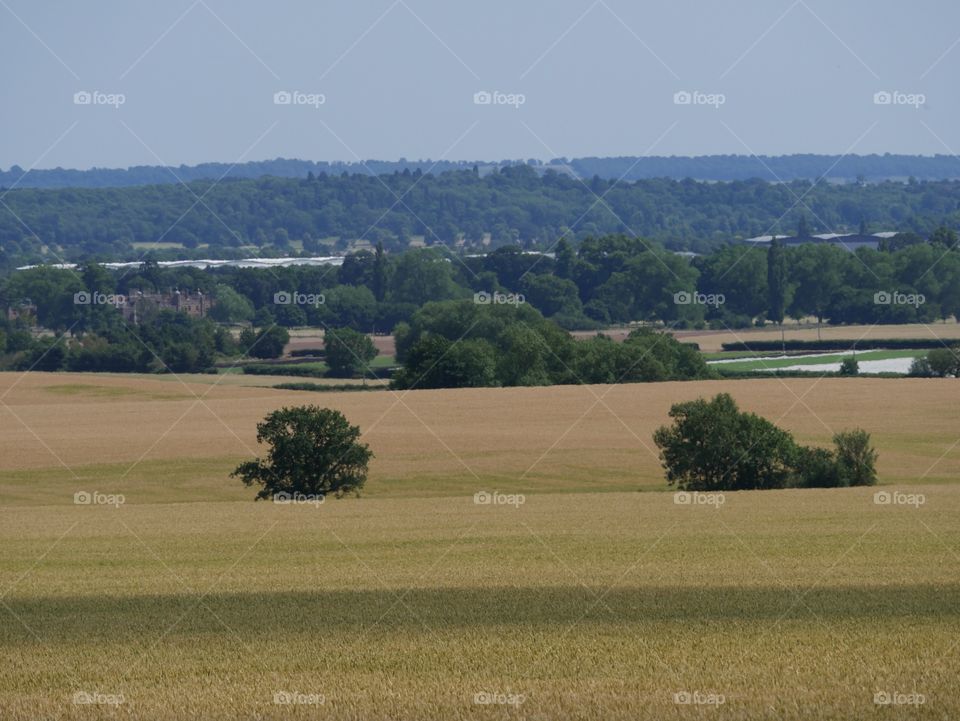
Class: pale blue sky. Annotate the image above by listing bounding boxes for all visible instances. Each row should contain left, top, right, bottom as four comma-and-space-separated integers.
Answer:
2, 0, 959, 170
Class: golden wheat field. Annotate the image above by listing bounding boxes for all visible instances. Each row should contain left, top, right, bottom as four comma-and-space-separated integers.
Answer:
674, 321, 960, 352
1, 371, 959, 720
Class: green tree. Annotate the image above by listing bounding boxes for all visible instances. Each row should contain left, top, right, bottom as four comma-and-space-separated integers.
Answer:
767, 238, 789, 346
244, 325, 289, 359
389, 249, 463, 305
209, 285, 254, 323
555, 237, 575, 279
697, 245, 768, 320
926, 347, 960, 377
908, 356, 935, 377
519, 274, 582, 317
653, 393, 798, 491
252, 306, 275, 328
324, 327, 378, 377
787, 244, 846, 338
839, 356, 859, 376
232, 406, 373, 500
323, 285, 376, 329
393, 336, 497, 389
832, 429, 878, 486
372, 241, 387, 302
793, 446, 842, 488
929, 226, 958, 249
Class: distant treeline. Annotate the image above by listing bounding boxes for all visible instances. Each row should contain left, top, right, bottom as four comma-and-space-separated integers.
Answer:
4, 232, 958, 343
2, 233, 958, 380
5, 154, 960, 189
4, 165, 960, 268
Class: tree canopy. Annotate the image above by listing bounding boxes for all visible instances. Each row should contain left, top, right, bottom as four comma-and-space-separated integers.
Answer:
232, 406, 373, 500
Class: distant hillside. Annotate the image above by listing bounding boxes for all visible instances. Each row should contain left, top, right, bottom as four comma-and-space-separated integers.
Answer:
4, 154, 960, 190
2, 165, 958, 270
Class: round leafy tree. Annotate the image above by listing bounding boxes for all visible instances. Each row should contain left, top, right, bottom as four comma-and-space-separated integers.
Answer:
232, 406, 373, 500
653, 393, 798, 491
324, 327, 378, 377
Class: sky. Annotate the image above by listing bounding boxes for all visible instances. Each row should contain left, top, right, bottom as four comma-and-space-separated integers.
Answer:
2, 0, 960, 170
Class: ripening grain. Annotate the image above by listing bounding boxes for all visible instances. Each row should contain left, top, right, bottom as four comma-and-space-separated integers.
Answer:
0, 372, 957, 719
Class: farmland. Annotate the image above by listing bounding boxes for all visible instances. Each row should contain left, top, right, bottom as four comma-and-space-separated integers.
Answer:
1, 372, 958, 719
674, 322, 960, 353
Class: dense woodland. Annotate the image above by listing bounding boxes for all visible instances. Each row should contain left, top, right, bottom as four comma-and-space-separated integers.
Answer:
3, 167, 960, 268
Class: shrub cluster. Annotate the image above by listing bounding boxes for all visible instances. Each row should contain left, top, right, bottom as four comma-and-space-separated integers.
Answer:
653, 393, 879, 491
391, 300, 714, 390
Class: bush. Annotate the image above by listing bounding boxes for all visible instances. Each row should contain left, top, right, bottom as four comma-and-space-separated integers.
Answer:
241, 325, 290, 359
272, 382, 382, 392
289, 348, 325, 358
927, 348, 960, 377
393, 336, 497, 389
231, 406, 373, 500
241, 363, 326, 377
393, 300, 713, 390
654, 394, 880, 491
908, 356, 935, 377
833, 428, 878, 486
838, 356, 859, 376
653, 393, 798, 491
793, 446, 842, 487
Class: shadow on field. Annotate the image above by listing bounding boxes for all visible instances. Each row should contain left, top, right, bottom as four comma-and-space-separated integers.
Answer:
3, 583, 958, 643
